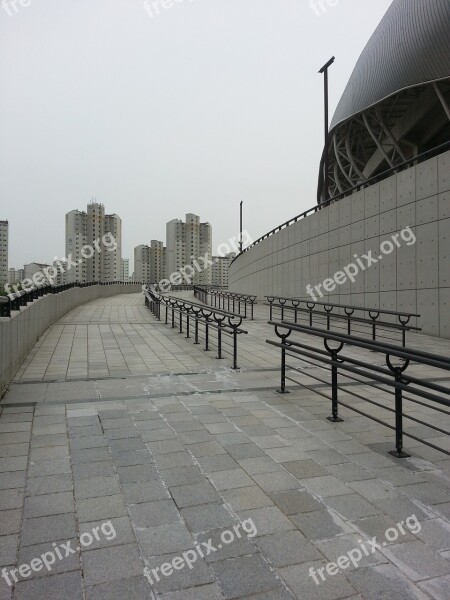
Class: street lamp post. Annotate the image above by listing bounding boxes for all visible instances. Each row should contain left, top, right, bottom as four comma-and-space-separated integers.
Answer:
319, 56, 335, 202
239, 201, 243, 253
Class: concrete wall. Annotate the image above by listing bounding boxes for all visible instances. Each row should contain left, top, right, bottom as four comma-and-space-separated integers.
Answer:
229, 150, 450, 338
0, 284, 142, 396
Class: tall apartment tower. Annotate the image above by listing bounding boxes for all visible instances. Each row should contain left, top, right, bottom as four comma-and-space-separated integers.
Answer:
166, 214, 212, 284
65, 202, 122, 283
121, 258, 130, 282
133, 241, 166, 284
134, 245, 151, 284
0, 220, 8, 286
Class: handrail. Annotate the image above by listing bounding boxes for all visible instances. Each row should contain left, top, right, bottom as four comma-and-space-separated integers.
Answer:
233, 140, 450, 261
194, 286, 257, 320
267, 319, 450, 458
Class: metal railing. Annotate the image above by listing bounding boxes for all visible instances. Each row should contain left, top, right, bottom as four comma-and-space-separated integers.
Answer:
144, 287, 247, 369
194, 286, 257, 320
0, 281, 141, 318
267, 320, 450, 458
266, 296, 420, 346
233, 141, 450, 261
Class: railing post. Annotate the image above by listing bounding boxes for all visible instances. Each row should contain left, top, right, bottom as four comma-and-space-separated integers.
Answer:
387, 359, 411, 458
171, 306, 175, 328
217, 326, 223, 359
205, 321, 209, 351
327, 350, 343, 422
277, 333, 290, 393
232, 327, 238, 370
194, 317, 199, 344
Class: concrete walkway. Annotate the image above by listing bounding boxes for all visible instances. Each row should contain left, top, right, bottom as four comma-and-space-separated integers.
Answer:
1, 293, 449, 600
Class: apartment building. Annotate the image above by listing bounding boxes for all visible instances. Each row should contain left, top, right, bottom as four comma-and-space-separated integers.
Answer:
0, 220, 8, 286
166, 214, 212, 284
211, 253, 236, 287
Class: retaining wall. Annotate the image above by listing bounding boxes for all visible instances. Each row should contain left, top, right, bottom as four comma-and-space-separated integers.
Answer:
0, 284, 142, 396
229, 151, 450, 338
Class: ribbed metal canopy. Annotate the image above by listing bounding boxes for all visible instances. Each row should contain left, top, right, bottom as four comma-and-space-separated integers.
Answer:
330, 0, 450, 130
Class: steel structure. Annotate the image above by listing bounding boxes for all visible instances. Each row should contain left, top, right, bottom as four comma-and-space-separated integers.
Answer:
318, 0, 450, 203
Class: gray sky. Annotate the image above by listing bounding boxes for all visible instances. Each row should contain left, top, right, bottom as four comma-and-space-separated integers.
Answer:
0, 0, 393, 271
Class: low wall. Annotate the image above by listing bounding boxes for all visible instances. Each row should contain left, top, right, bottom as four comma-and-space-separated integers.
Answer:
229, 150, 450, 338
0, 284, 142, 396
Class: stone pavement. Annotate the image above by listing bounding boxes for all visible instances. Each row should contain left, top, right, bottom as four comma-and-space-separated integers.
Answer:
1, 293, 449, 599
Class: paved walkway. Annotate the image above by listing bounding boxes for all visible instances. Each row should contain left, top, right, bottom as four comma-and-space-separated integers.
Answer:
1, 293, 449, 600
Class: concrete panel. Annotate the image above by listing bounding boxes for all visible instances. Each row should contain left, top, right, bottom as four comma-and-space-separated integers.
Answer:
364, 183, 380, 218
397, 229, 416, 290
339, 225, 351, 245
438, 191, 450, 220
397, 203, 415, 231
364, 237, 381, 293
438, 151, 450, 193
380, 209, 397, 236
417, 156, 438, 200
439, 287, 450, 338
351, 220, 365, 243
350, 241, 365, 294
416, 222, 439, 289
318, 233, 328, 252
379, 243, 396, 292
351, 190, 365, 223
365, 215, 379, 239
318, 208, 329, 234
416, 195, 438, 225
339, 196, 351, 227
328, 202, 340, 231
380, 175, 396, 213
417, 288, 439, 337
309, 212, 319, 238
438, 218, 450, 287
328, 228, 339, 250
397, 167, 415, 207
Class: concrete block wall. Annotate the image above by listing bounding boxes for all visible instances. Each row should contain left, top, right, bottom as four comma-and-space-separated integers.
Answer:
0, 284, 142, 396
229, 150, 450, 338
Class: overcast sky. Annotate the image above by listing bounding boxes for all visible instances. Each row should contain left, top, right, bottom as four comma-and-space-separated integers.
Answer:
0, 0, 393, 271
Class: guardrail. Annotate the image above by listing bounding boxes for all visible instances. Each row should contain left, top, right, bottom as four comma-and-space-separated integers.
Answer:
0, 281, 141, 318
144, 287, 248, 369
265, 296, 420, 346
194, 286, 257, 320
267, 320, 450, 458
232, 140, 450, 261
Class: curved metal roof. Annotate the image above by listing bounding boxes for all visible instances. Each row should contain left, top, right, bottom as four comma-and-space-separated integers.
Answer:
330, 0, 450, 130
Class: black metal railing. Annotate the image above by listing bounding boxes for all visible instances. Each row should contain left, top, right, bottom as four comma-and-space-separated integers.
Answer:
144, 287, 247, 369
265, 296, 420, 346
233, 140, 450, 261
267, 320, 450, 458
194, 286, 257, 320
0, 281, 141, 318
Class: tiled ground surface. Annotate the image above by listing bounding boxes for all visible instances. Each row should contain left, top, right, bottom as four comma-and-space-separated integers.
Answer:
1, 292, 449, 599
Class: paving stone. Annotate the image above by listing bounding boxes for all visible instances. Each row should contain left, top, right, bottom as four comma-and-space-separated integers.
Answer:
30, 446, 70, 461
0, 534, 18, 565
0, 443, 29, 458
282, 459, 328, 479
141, 428, 177, 442
306, 449, 350, 466
265, 447, 308, 463
160, 466, 204, 487
324, 494, 380, 519
211, 554, 280, 599
418, 574, 450, 600
222, 486, 274, 511
0, 509, 22, 535
13, 570, 83, 600
144, 551, 215, 593
129, 499, 180, 528
153, 452, 195, 469
300, 476, 353, 498
77, 495, 127, 522
107, 437, 145, 452
158, 583, 225, 600
290, 509, 353, 541
16, 537, 80, 579
170, 479, 220, 508
121, 480, 169, 504
414, 518, 450, 550
237, 456, 283, 475
21, 513, 77, 546
0, 472, 26, 490
0, 489, 23, 510
0, 457, 28, 472
187, 441, 227, 457
238, 507, 295, 537
278, 561, 356, 600
373, 497, 432, 523
82, 544, 144, 586
226, 444, 266, 459
79, 516, 135, 549
147, 439, 185, 455
72, 462, 115, 481
251, 472, 301, 493
116, 464, 159, 483
138, 522, 194, 556
104, 427, 139, 440
382, 540, 450, 580
24, 491, 74, 517
181, 503, 234, 532
353, 514, 418, 545
324, 463, 375, 482
347, 564, 431, 600
195, 526, 257, 562
28, 458, 72, 477
71, 447, 112, 464
269, 489, 323, 515
196, 454, 239, 472
255, 530, 320, 567
74, 476, 121, 500
85, 575, 156, 600
209, 468, 254, 490
113, 450, 153, 467
397, 482, 450, 506
315, 533, 387, 570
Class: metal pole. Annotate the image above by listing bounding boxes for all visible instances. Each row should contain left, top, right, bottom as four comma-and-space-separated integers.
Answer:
239, 201, 243, 253
319, 57, 335, 202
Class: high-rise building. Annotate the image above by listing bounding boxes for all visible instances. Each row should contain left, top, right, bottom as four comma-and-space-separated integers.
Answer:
133, 241, 166, 284
212, 253, 236, 287
121, 258, 130, 282
166, 214, 212, 284
134, 245, 151, 284
0, 220, 8, 286
65, 202, 122, 283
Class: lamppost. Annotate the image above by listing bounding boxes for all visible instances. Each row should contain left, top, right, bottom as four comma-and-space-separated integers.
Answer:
319, 56, 335, 202
239, 201, 243, 253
